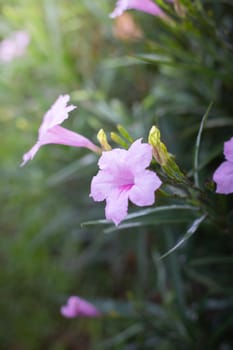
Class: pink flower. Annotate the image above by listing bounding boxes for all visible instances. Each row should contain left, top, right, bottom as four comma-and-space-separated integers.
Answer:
110, 0, 171, 18
213, 137, 233, 194
0, 30, 30, 63
21, 95, 100, 166
61, 296, 101, 318
90, 139, 162, 225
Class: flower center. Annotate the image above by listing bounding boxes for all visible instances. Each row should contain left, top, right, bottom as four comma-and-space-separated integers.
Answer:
116, 168, 134, 191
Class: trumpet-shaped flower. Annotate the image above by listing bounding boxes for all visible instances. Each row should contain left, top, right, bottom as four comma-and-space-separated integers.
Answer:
21, 95, 100, 166
110, 0, 171, 18
90, 139, 162, 225
61, 296, 101, 318
213, 137, 233, 194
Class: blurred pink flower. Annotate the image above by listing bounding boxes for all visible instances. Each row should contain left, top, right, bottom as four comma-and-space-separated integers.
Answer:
90, 139, 162, 225
213, 137, 233, 194
0, 30, 30, 63
21, 95, 100, 166
61, 296, 101, 318
110, 0, 172, 18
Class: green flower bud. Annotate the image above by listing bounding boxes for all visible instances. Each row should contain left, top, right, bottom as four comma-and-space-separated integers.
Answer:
148, 126, 169, 166
97, 129, 112, 151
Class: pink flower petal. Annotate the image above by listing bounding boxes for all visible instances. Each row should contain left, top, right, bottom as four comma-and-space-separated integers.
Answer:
90, 170, 116, 201
213, 161, 233, 194
129, 170, 162, 206
98, 148, 127, 170
21, 126, 99, 166
105, 188, 129, 225
61, 296, 101, 318
39, 95, 76, 137
110, 0, 165, 18
40, 125, 100, 152
20, 143, 41, 166
224, 137, 233, 163
126, 139, 153, 173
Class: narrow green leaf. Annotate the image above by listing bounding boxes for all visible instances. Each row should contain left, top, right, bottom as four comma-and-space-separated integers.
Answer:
102, 56, 146, 69
188, 143, 222, 176
81, 219, 109, 227
94, 298, 167, 318
122, 204, 199, 221
160, 214, 207, 259
134, 53, 173, 65
193, 101, 213, 187
97, 324, 143, 349
81, 205, 199, 228
104, 214, 200, 234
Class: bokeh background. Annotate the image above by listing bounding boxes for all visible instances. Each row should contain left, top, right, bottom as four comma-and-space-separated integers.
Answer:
1, 1, 233, 349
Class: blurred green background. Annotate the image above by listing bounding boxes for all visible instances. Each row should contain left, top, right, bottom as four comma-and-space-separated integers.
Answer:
1, 1, 233, 349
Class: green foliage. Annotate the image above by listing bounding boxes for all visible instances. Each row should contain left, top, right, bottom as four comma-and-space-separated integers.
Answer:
0, 0, 233, 349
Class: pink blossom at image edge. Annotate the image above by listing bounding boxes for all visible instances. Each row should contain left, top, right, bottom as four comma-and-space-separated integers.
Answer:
21, 94, 100, 166
110, 0, 173, 18
90, 139, 162, 225
61, 296, 101, 318
213, 137, 233, 194
0, 31, 30, 63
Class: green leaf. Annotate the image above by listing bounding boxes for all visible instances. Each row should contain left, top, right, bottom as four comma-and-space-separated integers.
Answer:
134, 53, 174, 65
160, 214, 207, 259
193, 101, 213, 187
102, 56, 147, 69
97, 324, 143, 349
126, 204, 199, 221
81, 204, 199, 229
94, 298, 166, 318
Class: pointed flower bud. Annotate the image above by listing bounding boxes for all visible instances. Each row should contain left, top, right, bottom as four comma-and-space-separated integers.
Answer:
116, 124, 133, 143
148, 125, 185, 182
110, 132, 129, 149
148, 126, 169, 166
97, 129, 112, 151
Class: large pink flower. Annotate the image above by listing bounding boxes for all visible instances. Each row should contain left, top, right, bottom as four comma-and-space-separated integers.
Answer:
110, 0, 172, 18
213, 137, 233, 194
90, 139, 162, 225
61, 296, 101, 318
21, 95, 100, 166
